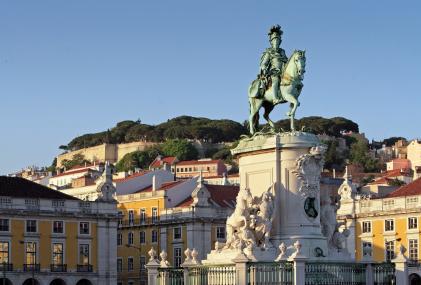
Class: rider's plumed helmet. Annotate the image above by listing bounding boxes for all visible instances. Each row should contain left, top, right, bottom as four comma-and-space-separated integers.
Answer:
268, 25, 283, 41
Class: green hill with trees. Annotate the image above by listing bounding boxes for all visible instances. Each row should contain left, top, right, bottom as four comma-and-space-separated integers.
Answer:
61, 115, 360, 152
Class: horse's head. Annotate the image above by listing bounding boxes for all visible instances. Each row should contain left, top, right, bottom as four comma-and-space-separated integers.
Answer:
292, 50, 306, 79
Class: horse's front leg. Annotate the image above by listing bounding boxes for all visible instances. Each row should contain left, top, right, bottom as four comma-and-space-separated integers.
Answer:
281, 86, 299, 116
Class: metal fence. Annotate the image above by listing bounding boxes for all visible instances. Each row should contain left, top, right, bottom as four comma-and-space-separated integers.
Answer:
372, 263, 395, 285
155, 261, 397, 285
158, 267, 185, 285
247, 261, 294, 285
305, 262, 366, 285
188, 264, 236, 285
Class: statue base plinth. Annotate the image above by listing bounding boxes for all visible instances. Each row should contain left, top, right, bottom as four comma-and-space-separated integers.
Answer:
231, 132, 329, 261
202, 247, 279, 265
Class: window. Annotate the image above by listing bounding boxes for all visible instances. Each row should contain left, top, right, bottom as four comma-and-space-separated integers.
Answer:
53, 221, 64, 234
409, 217, 418, 230
362, 221, 371, 233
0, 241, 9, 264
362, 242, 372, 257
152, 208, 158, 222
118, 211, 123, 227
117, 258, 122, 272
140, 231, 146, 244
79, 222, 90, 235
151, 230, 158, 243
128, 257, 134, 271
174, 247, 182, 267
140, 256, 146, 271
385, 219, 394, 232
26, 220, 37, 233
189, 168, 192, 172
25, 242, 37, 264
216, 226, 226, 239
173, 227, 182, 240
117, 233, 122, 246
0, 219, 9, 232
140, 209, 146, 223
385, 241, 395, 261
128, 210, 134, 225
79, 244, 90, 265
409, 239, 419, 261
52, 243, 64, 265
128, 232, 134, 245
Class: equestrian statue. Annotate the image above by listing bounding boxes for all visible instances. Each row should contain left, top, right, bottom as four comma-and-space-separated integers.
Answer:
248, 25, 306, 135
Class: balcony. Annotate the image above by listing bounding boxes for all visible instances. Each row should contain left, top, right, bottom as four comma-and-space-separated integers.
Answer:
23, 264, 40, 272
120, 217, 160, 227
77, 264, 93, 272
50, 264, 67, 272
0, 263, 13, 271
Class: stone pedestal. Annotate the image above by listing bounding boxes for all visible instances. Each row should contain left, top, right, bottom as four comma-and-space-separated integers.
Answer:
231, 132, 328, 260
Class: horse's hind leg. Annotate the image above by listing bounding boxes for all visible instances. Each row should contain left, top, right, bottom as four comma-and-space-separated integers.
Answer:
263, 102, 275, 131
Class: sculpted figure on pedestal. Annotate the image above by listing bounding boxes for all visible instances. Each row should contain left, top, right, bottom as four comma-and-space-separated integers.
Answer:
248, 25, 307, 134
224, 186, 275, 251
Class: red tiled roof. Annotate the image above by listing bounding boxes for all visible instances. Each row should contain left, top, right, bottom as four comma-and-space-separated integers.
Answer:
0, 176, 80, 200
384, 168, 411, 178
177, 159, 221, 166
176, 184, 239, 208
52, 168, 92, 178
150, 156, 177, 168
368, 177, 393, 185
135, 181, 183, 193
387, 178, 421, 198
113, 171, 150, 182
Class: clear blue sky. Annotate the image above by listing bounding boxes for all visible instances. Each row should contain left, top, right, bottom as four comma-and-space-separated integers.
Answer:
1, 1, 420, 175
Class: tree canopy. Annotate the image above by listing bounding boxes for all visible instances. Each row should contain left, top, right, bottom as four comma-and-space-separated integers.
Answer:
65, 116, 247, 151
275, 116, 359, 137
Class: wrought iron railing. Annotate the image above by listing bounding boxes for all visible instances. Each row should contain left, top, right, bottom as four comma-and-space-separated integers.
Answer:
158, 267, 184, 285
189, 264, 236, 285
248, 261, 293, 285
0, 263, 13, 271
77, 264, 93, 272
23, 263, 40, 272
305, 262, 366, 285
373, 262, 395, 285
50, 263, 67, 272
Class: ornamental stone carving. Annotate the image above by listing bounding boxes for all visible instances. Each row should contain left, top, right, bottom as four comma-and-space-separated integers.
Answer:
224, 186, 275, 251
294, 145, 326, 198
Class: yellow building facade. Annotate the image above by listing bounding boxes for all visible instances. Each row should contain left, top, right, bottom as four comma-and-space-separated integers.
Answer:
338, 177, 421, 282
0, 176, 118, 285
116, 179, 238, 285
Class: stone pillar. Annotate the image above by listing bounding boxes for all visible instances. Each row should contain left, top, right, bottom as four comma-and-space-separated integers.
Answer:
96, 214, 118, 285
145, 259, 160, 285
232, 252, 249, 285
289, 240, 308, 285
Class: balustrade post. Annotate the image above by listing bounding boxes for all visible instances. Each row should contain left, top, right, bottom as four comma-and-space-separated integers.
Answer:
393, 256, 408, 285
145, 259, 160, 285
233, 252, 249, 285
146, 247, 160, 285
288, 240, 307, 285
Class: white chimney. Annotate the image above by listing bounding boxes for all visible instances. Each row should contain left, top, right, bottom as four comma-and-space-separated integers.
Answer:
152, 175, 157, 192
